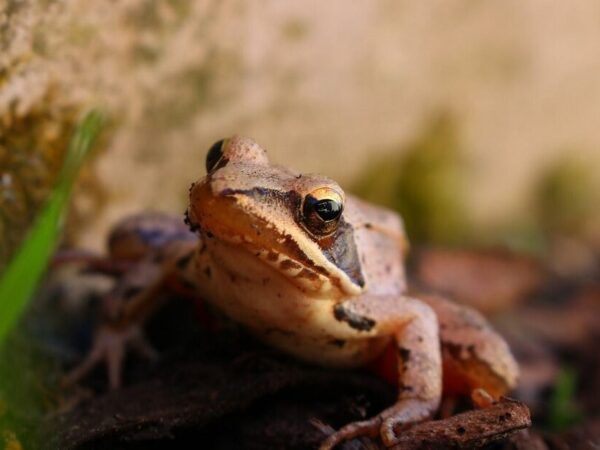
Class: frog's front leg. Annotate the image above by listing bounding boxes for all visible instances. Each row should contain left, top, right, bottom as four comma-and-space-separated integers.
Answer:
321, 295, 442, 449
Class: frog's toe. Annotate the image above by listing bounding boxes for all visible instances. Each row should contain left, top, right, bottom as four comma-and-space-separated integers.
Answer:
318, 416, 381, 450
380, 418, 398, 446
61, 341, 106, 388
129, 330, 159, 362
62, 325, 157, 390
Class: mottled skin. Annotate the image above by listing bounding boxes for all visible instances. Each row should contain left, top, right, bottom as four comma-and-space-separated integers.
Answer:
65, 137, 519, 449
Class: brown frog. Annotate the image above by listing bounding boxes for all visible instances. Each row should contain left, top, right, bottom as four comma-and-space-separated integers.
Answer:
64, 136, 518, 449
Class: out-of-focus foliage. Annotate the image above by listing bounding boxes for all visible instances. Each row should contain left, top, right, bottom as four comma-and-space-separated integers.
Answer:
0, 107, 77, 270
534, 157, 598, 236
0, 332, 61, 449
0, 111, 103, 343
353, 113, 469, 244
548, 367, 583, 431
0, 111, 102, 448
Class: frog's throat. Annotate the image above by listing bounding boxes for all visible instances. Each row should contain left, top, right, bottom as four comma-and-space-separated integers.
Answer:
188, 182, 365, 296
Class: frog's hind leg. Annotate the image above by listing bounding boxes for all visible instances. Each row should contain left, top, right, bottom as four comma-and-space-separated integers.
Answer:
417, 293, 519, 401
321, 296, 442, 449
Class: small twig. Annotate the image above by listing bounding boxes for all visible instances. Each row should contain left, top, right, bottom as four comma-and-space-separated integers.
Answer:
390, 398, 531, 450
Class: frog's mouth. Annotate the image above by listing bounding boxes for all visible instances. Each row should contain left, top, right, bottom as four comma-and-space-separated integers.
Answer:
187, 180, 365, 297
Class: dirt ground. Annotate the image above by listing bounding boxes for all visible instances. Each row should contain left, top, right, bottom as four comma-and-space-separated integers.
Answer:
23, 245, 598, 450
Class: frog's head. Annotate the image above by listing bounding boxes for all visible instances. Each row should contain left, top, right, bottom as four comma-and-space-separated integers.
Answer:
186, 136, 365, 297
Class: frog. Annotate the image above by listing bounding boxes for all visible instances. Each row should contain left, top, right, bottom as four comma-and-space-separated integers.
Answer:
63, 136, 519, 449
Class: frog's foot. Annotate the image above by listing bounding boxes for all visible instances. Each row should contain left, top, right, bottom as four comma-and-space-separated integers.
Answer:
62, 325, 158, 389
319, 398, 437, 449
318, 416, 381, 450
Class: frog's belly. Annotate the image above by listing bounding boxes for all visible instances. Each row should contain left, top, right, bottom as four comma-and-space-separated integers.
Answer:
192, 244, 390, 368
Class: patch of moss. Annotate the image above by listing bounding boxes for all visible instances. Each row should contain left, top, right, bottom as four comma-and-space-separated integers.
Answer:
534, 156, 598, 236
353, 113, 469, 245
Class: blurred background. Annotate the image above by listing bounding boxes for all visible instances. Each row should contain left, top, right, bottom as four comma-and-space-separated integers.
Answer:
1, 1, 600, 448
2, 0, 599, 265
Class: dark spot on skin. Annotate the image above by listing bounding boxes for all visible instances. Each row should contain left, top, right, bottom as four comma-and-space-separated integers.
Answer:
333, 305, 376, 332
364, 223, 373, 229
398, 347, 411, 361
444, 343, 463, 357
398, 347, 410, 373
206, 231, 214, 238
417, 336, 424, 343
398, 347, 411, 373
203, 266, 212, 279
175, 251, 193, 269
267, 251, 279, 261
296, 268, 319, 281
330, 339, 346, 348
123, 286, 143, 299
457, 426, 466, 435
279, 259, 301, 271
384, 264, 391, 274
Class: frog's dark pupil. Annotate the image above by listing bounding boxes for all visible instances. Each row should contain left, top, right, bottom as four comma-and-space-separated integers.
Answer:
312, 198, 342, 222
206, 139, 225, 172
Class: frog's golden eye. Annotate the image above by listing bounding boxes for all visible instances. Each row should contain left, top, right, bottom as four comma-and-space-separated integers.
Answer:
206, 139, 227, 173
301, 188, 344, 235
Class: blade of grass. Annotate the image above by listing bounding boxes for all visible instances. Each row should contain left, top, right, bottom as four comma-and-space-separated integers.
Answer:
548, 366, 583, 431
0, 111, 103, 344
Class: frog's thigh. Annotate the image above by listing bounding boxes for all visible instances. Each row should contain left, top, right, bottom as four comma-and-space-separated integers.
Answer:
334, 295, 442, 445
418, 293, 519, 399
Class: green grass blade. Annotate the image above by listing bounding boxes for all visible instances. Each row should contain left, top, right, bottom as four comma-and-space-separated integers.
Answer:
0, 111, 103, 344
548, 366, 583, 431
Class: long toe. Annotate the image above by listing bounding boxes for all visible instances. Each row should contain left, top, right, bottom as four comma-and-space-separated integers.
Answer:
319, 417, 381, 450
381, 417, 401, 447
61, 345, 105, 388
